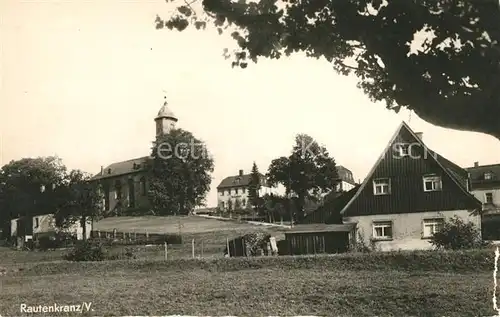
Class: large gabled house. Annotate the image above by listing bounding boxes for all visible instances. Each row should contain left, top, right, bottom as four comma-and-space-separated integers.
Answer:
339, 121, 482, 251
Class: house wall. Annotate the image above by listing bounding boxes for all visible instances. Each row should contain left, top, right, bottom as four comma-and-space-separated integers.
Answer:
10, 218, 18, 237
217, 185, 281, 210
32, 214, 92, 240
470, 187, 500, 215
337, 181, 355, 192
344, 209, 480, 251
97, 172, 150, 214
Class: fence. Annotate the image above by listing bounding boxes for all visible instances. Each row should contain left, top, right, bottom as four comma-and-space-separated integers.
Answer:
89, 229, 279, 260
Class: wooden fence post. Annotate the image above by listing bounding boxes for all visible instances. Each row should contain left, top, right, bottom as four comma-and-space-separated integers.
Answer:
226, 237, 230, 257
164, 242, 168, 260
113, 228, 117, 239
97, 230, 101, 238
201, 240, 204, 258
192, 239, 195, 258
146, 231, 149, 240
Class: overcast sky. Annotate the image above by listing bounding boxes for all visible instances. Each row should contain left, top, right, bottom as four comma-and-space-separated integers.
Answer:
2, 0, 500, 207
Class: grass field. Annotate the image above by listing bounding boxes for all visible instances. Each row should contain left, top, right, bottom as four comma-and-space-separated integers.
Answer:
0, 255, 496, 316
92, 215, 285, 234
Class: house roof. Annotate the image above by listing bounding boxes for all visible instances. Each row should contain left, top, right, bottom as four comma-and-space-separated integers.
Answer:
465, 163, 500, 190
216, 173, 266, 189
285, 223, 357, 234
91, 156, 148, 181
337, 165, 356, 185
339, 121, 481, 216
301, 185, 360, 224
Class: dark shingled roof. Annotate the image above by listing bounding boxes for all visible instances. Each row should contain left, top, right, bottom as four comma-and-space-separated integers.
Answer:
91, 156, 149, 180
465, 163, 500, 190
337, 165, 355, 185
285, 222, 357, 234
301, 185, 361, 224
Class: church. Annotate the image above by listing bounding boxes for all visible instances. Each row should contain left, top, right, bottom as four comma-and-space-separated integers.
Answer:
91, 97, 178, 215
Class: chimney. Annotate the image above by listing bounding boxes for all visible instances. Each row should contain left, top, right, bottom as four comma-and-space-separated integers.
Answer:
239, 169, 243, 176
474, 161, 479, 167
415, 132, 423, 141
101, 166, 104, 176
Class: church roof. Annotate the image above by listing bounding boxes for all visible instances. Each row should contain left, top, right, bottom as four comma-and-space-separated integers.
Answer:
91, 156, 149, 180
155, 98, 177, 121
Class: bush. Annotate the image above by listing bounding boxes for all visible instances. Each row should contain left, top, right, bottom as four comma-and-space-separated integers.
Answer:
36, 232, 77, 251
429, 216, 483, 250
63, 240, 106, 261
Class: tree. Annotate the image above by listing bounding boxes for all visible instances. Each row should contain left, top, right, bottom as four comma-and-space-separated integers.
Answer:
247, 162, 261, 210
0, 157, 67, 235
54, 170, 104, 241
429, 216, 483, 250
148, 128, 215, 215
267, 134, 339, 222
233, 197, 242, 211
156, 0, 500, 140
227, 199, 233, 217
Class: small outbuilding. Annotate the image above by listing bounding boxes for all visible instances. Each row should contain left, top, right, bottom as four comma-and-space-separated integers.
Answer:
284, 223, 357, 255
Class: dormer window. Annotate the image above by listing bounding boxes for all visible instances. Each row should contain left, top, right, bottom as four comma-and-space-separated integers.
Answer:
107, 168, 112, 174
485, 172, 494, 180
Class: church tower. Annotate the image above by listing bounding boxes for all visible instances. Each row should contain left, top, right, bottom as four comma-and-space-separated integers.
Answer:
155, 96, 178, 137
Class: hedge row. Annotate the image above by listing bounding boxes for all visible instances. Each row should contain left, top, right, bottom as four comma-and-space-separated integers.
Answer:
21, 248, 498, 276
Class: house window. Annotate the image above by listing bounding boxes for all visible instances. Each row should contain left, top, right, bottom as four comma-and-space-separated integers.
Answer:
423, 175, 442, 192
373, 178, 391, 195
34, 217, 39, 229
104, 185, 110, 211
422, 218, 444, 238
485, 172, 493, 180
372, 221, 393, 240
220, 201, 225, 209
242, 188, 246, 194
115, 180, 122, 200
242, 199, 246, 207
140, 177, 146, 196
236, 188, 239, 194
486, 192, 494, 204
128, 178, 135, 208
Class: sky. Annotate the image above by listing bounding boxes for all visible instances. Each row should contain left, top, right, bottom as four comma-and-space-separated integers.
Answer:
2, 0, 500, 207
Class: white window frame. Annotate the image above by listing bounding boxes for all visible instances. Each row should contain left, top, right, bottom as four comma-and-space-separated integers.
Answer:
373, 178, 391, 195
372, 221, 393, 240
422, 218, 444, 239
485, 192, 494, 204
423, 175, 442, 192
485, 172, 493, 180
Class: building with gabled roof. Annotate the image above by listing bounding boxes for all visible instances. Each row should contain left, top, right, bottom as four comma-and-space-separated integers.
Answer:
216, 169, 279, 211
465, 162, 500, 216
298, 121, 481, 253
90, 97, 178, 215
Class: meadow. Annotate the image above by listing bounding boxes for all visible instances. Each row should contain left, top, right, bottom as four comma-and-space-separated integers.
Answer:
1, 216, 498, 316
0, 248, 498, 316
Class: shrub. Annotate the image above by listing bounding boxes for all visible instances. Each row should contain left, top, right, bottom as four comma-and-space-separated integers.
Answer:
429, 216, 482, 250
63, 240, 105, 261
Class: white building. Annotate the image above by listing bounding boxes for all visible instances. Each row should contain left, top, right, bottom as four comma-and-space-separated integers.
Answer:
465, 162, 500, 215
216, 169, 282, 210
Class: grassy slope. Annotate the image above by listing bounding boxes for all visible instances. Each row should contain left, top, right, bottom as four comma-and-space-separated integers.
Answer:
92, 215, 283, 234
0, 263, 494, 316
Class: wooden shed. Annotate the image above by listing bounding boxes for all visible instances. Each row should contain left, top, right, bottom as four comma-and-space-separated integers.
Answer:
284, 223, 357, 255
